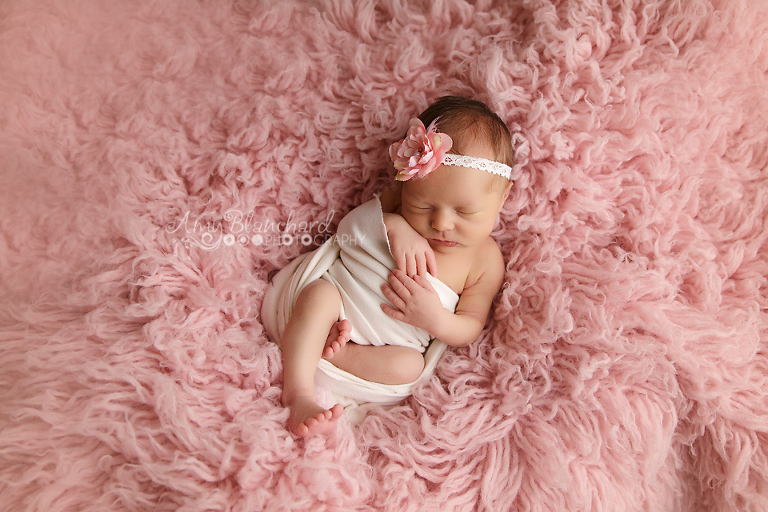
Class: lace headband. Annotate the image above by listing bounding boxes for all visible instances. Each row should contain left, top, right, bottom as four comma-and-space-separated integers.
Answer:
441, 154, 512, 179
389, 118, 512, 181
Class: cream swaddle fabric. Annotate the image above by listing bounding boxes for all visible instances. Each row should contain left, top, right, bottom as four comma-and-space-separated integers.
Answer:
261, 197, 459, 418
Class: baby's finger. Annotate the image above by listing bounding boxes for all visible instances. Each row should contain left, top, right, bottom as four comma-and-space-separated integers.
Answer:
395, 253, 407, 274
381, 282, 406, 308
393, 269, 422, 294
413, 273, 435, 292
416, 253, 428, 278
380, 302, 406, 321
405, 254, 417, 278
388, 270, 405, 289
426, 248, 438, 277
391, 271, 419, 299
381, 281, 394, 299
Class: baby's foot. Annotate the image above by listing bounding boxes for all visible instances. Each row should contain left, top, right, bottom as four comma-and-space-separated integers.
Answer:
322, 319, 351, 359
285, 395, 343, 437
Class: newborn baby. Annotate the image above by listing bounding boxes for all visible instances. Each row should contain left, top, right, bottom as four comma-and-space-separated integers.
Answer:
262, 96, 515, 436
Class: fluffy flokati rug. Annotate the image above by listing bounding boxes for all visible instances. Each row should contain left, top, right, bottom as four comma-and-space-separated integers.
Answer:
1, 0, 767, 510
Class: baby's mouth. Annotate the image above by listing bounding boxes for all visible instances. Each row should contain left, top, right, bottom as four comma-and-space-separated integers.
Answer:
431, 238, 458, 247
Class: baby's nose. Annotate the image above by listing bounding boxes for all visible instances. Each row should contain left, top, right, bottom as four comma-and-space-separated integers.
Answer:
431, 210, 454, 231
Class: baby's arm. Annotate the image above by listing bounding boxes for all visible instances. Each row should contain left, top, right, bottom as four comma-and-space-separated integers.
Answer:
381, 240, 505, 347
379, 187, 436, 277
432, 257, 504, 347
382, 212, 437, 278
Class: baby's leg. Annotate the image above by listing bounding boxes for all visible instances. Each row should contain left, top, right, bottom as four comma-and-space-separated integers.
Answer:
280, 279, 344, 437
325, 343, 425, 385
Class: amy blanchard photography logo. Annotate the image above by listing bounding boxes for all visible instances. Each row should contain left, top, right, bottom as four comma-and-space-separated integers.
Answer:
166, 209, 363, 251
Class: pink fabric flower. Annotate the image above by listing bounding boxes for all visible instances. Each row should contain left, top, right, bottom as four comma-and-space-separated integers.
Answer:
389, 118, 453, 181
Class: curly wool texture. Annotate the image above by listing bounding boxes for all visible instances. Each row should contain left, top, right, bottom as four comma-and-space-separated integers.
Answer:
1, 0, 767, 511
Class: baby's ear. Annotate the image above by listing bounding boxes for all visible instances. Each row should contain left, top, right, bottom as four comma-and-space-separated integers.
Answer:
501, 180, 513, 204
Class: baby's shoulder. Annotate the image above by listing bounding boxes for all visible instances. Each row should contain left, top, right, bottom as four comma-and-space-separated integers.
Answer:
477, 235, 504, 267
465, 236, 505, 288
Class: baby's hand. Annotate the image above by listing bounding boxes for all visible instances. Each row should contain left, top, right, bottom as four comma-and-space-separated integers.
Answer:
383, 213, 437, 278
381, 269, 443, 332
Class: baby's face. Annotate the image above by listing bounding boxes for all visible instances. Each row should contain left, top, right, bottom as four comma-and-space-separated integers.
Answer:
400, 162, 510, 254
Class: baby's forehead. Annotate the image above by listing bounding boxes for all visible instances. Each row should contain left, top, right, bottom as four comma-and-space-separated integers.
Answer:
404, 166, 498, 202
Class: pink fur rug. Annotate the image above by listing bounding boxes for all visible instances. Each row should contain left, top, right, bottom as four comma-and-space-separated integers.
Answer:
1, 0, 767, 510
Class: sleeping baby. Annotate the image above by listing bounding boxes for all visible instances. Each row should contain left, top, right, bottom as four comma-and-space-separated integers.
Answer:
261, 96, 515, 436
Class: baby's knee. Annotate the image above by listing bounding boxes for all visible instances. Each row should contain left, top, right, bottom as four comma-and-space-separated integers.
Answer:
296, 279, 339, 304
393, 349, 425, 384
